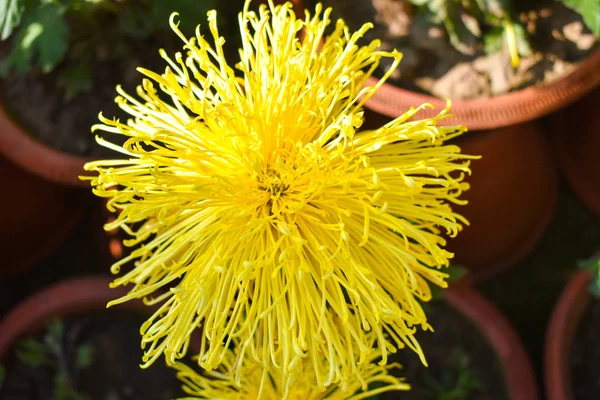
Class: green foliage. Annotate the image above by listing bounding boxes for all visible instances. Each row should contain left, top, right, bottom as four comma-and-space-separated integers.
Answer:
0, 2, 68, 75
410, 0, 523, 55
562, 0, 600, 35
0, 0, 23, 40
14, 319, 94, 400
578, 256, 600, 297
0, 0, 218, 99
483, 20, 531, 57
74, 344, 93, 370
410, 0, 598, 62
422, 348, 483, 400
16, 337, 52, 367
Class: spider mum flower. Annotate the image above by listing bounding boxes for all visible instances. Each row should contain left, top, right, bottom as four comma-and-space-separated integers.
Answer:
172, 343, 408, 400
84, 0, 475, 391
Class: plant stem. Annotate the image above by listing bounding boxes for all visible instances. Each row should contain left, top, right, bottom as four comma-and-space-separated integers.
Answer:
503, 12, 520, 68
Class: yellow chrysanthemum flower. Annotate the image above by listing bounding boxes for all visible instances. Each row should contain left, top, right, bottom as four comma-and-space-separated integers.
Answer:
173, 343, 408, 400
83, 0, 474, 391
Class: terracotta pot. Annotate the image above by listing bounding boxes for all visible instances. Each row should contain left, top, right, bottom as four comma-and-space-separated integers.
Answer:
0, 276, 200, 358
363, 110, 557, 279
291, 0, 559, 278
446, 121, 557, 280
544, 269, 593, 400
550, 88, 600, 218
0, 277, 128, 359
0, 100, 93, 187
445, 284, 539, 400
0, 155, 87, 280
365, 49, 600, 130
0, 281, 537, 400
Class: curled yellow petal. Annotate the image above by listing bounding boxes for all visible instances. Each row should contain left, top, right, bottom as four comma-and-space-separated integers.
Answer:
172, 342, 409, 399
84, 0, 476, 392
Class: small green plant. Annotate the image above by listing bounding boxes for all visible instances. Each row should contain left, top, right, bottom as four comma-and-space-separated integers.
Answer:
409, 0, 529, 67
422, 348, 484, 400
579, 255, 600, 297
0, 0, 216, 99
15, 319, 94, 400
408, 0, 599, 68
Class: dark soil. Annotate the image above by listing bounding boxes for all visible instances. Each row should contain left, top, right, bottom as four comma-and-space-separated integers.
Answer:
570, 298, 600, 399
382, 301, 508, 400
0, 309, 185, 400
317, 0, 598, 100
0, 3, 244, 158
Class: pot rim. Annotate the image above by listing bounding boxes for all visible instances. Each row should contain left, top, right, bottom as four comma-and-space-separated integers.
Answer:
290, 0, 600, 129
0, 277, 538, 398
364, 47, 600, 130
0, 91, 94, 188
0, 276, 141, 361
544, 269, 593, 400
446, 284, 539, 400
0, 276, 205, 364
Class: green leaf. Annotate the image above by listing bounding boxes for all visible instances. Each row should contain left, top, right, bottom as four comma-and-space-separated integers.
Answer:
57, 62, 92, 100
484, 22, 531, 57
0, 3, 69, 75
46, 319, 64, 342
512, 22, 531, 56
16, 338, 50, 368
578, 255, 600, 270
578, 256, 600, 297
31, 3, 69, 72
0, 0, 24, 40
479, 0, 511, 18
484, 26, 505, 54
562, 0, 600, 35
74, 344, 93, 370
52, 373, 71, 400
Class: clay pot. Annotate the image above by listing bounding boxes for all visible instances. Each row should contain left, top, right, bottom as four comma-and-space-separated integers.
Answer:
446, 121, 558, 280
544, 269, 593, 400
363, 110, 557, 279
0, 155, 87, 280
0, 279, 537, 400
0, 276, 193, 373
364, 49, 600, 131
0, 100, 93, 187
0, 277, 127, 359
550, 88, 600, 218
356, 15, 599, 278
445, 283, 539, 400
289, 0, 560, 277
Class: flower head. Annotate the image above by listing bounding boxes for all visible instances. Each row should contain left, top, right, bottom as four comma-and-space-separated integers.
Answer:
84, 0, 474, 391
173, 343, 408, 400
